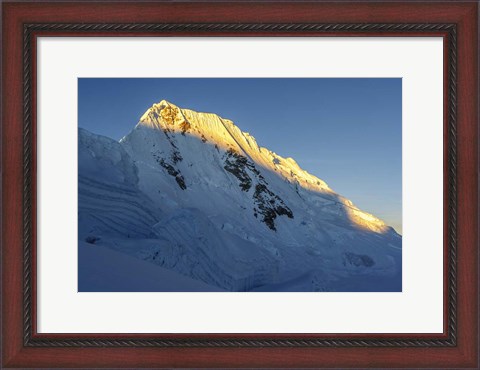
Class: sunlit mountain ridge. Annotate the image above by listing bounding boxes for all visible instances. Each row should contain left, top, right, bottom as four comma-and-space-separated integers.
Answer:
134, 100, 395, 234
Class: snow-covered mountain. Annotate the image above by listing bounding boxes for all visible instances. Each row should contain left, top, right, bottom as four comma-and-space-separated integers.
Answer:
79, 100, 402, 292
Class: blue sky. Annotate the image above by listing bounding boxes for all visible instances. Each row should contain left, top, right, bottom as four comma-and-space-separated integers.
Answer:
78, 78, 402, 233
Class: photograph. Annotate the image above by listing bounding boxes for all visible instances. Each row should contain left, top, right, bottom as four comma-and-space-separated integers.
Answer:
4, 1, 478, 367
78, 78, 402, 292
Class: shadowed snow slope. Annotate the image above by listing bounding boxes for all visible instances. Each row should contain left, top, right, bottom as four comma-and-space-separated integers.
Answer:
79, 241, 223, 292
79, 100, 402, 292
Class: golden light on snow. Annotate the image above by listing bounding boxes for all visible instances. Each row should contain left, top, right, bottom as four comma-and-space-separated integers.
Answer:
343, 202, 390, 234
140, 100, 233, 152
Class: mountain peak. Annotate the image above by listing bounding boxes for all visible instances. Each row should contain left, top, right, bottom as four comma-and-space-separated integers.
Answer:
140, 99, 177, 121
125, 100, 396, 236
156, 99, 179, 110
138, 100, 234, 145
158, 99, 173, 105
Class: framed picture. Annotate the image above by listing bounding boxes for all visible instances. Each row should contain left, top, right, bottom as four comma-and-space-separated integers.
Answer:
1, 1, 478, 368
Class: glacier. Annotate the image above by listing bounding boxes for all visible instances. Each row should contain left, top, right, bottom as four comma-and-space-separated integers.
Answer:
78, 100, 402, 292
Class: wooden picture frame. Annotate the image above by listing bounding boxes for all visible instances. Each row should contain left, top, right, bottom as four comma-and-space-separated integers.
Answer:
2, 1, 478, 368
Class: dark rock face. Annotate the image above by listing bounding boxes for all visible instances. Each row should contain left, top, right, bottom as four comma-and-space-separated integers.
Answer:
174, 175, 187, 190
152, 152, 187, 190
85, 235, 101, 244
224, 150, 253, 192
171, 149, 183, 164
160, 128, 183, 164
342, 252, 375, 267
148, 120, 186, 190
223, 149, 293, 231
253, 183, 293, 231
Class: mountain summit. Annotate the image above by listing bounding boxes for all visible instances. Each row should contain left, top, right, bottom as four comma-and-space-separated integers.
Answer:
79, 100, 401, 292
130, 100, 392, 234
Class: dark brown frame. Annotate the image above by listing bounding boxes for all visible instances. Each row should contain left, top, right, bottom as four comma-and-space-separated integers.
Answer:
2, 1, 478, 368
